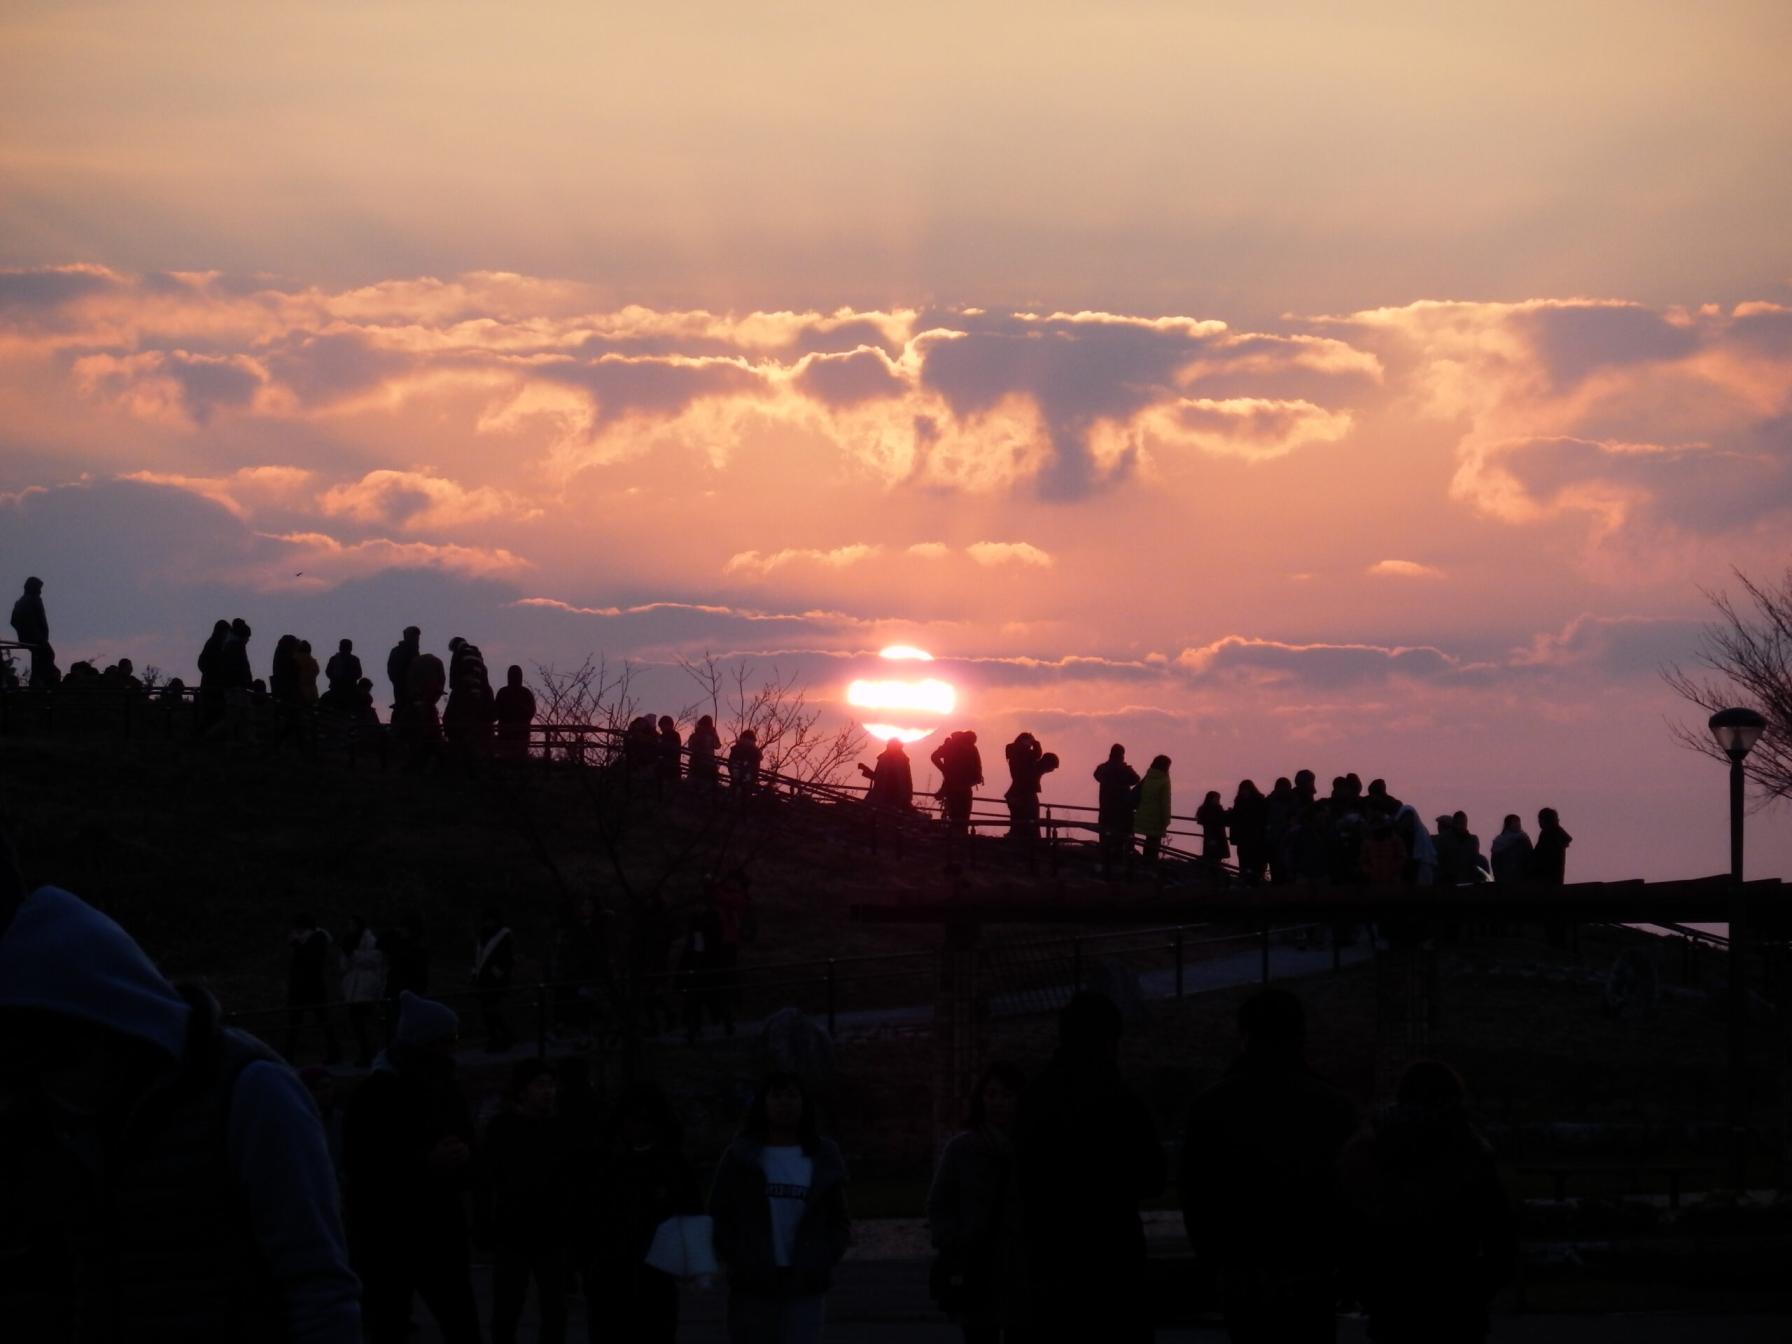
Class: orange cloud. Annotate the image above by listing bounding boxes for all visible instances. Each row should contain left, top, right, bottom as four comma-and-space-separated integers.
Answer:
318, 469, 539, 531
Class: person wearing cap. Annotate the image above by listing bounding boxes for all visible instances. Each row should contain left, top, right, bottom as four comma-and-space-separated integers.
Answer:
0, 867, 361, 1341
342, 990, 480, 1344
9, 575, 54, 688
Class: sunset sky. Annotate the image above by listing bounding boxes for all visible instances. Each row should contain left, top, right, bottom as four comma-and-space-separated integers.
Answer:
4, 2, 1790, 879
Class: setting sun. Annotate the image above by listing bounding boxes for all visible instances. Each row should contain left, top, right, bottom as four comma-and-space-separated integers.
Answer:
848, 646, 956, 743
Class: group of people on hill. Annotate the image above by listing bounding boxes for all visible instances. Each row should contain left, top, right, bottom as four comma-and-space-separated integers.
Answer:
857, 728, 1576, 888
927, 988, 1514, 1344
383, 627, 536, 762
622, 712, 766, 796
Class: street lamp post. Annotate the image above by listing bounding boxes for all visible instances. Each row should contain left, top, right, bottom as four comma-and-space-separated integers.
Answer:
1709, 708, 1767, 882
1709, 707, 1766, 1189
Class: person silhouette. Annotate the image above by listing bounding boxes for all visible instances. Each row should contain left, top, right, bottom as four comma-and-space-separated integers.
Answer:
1134, 755, 1173, 871
709, 1072, 851, 1344
494, 665, 536, 760
9, 576, 54, 688
1016, 992, 1164, 1344
386, 625, 420, 712
687, 715, 722, 789
1489, 815, 1532, 884
0, 877, 361, 1340
1178, 988, 1358, 1343
1003, 732, 1058, 847
930, 731, 984, 836
927, 1060, 1029, 1344
325, 638, 361, 699
728, 729, 764, 796
1093, 745, 1140, 879
1529, 808, 1573, 885
343, 992, 480, 1344
1337, 1061, 1516, 1344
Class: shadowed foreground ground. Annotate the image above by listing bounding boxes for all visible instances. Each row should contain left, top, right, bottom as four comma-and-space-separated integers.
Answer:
423, 1255, 1792, 1342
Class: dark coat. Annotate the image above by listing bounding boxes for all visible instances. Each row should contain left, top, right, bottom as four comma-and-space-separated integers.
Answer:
324, 650, 362, 694
386, 639, 417, 701
342, 1054, 478, 1241
10, 592, 48, 645
483, 1112, 573, 1249
1015, 1051, 1164, 1324
931, 735, 984, 792
1196, 800, 1232, 861
1178, 1057, 1358, 1285
1093, 759, 1140, 823
1337, 1108, 1516, 1343
927, 1128, 1026, 1321
1530, 824, 1573, 885
580, 1143, 703, 1268
709, 1137, 851, 1295
867, 745, 914, 809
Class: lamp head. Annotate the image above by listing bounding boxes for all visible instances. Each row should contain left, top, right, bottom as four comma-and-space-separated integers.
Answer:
1708, 706, 1767, 762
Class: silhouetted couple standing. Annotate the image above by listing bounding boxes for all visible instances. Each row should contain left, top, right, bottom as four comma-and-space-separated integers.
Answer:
1180, 989, 1514, 1343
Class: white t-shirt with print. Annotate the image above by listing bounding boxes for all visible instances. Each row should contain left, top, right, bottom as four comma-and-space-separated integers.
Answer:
760, 1145, 814, 1268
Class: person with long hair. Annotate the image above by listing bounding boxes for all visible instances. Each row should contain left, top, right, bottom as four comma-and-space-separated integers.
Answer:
709, 1072, 850, 1343
1337, 1061, 1516, 1344
927, 1061, 1029, 1343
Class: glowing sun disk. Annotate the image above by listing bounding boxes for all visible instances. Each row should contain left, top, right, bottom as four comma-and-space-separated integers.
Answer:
846, 677, 956, 714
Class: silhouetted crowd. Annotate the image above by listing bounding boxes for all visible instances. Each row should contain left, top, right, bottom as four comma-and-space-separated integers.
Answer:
863, 727, 1575, 889
2, 839, 1518, 1344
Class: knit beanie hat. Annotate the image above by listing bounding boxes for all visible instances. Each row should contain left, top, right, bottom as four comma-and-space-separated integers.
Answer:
395, 990, 458, 1047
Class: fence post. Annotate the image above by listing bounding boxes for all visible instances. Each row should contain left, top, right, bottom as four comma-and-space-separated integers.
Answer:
1260, 919, 1271, 985
536, 980, 549, 1058
826, 959, 838, 1036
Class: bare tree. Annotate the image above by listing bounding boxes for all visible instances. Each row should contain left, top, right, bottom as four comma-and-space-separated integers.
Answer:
677, 653, 865, 789
1663, 565, 1792, 803
530, 655, 638, 765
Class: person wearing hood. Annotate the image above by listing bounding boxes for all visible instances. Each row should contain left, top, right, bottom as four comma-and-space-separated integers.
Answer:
1016, 992, 1164, 1344
1132, 755, 1173, 869
1391, 804, 1439, 885
1489, 815, 1533, 885
1093, 745, 1141, 879
709, 1071, 851, 1344
1179, 988, 1358, 1344
342, 990, 481, 1344
197, 617, 231, 731
1337, 1061, 1516, 1344
0, 872, 361, 1341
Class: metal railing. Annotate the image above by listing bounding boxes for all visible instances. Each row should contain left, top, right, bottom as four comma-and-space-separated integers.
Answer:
220, 917, 1351, 1067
